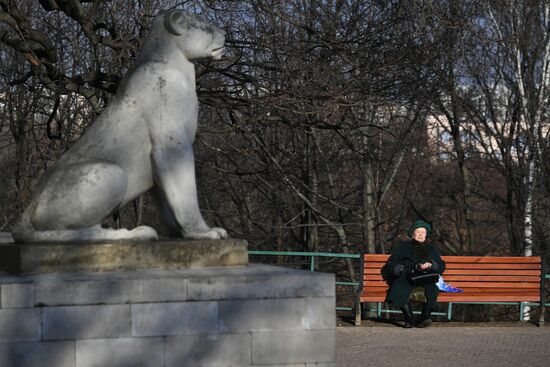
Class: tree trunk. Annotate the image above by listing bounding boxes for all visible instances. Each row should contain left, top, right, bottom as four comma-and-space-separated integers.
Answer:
363, 158, 376, 254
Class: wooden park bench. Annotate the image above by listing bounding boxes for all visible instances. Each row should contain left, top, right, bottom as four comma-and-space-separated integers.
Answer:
357, 254, 546, 325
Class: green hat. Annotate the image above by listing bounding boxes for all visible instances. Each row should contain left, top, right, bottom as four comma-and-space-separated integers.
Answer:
408, 220, 432, 237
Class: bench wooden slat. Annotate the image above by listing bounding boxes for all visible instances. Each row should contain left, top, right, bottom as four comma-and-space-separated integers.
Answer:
441, 256, 541, 263
361, 280, 389, 287
360, 294, 386, 300
362, 287, 538, 295
443, 269, 541, 276
365, 268, 541, 276
363, 274, 540, 282
443, 263, 540, 270
365, 254, 541, 263
364, 260, 540, 270
363, 254, 392, 261
438, 294, 540, 302
361, 287, 388, 291
362, 295, 540, 302
445, 290, 539, 295
361, 292, 540, 303
443, 275, 540, 282
442, 282, 539, 288
363, 275, 384, 281
364, 254, 541, 263
362, 280, 539, 288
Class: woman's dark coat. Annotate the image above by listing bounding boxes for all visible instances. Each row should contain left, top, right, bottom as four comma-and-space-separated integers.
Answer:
384, 240, 446, 310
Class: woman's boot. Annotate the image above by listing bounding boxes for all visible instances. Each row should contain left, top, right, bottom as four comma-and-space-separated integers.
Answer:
416, 303, 432, 328
399, 302, 414, 328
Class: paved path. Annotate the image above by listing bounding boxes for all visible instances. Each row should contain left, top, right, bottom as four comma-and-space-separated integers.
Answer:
336, 324, 550, 367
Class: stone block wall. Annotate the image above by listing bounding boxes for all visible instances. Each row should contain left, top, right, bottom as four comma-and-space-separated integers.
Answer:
0, 265, 335, 367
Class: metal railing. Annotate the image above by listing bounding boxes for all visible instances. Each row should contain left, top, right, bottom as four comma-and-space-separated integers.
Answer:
248, 250, 361, 311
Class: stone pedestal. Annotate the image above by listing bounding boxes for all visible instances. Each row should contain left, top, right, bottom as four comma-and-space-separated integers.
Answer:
0, 239, 248, 274
0, 257, 335, 366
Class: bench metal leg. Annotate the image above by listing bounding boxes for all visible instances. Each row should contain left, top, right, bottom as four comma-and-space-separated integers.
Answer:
377, 302, 382, 318
520, 302, 524, 321
355, 301, 362, 326
447, 303, 453, 321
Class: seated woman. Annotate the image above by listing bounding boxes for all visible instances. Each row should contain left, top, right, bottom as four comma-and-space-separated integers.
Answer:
384, 220, 446, 328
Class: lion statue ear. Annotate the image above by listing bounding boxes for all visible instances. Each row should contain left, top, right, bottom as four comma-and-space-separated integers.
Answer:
164, 10, 188, 35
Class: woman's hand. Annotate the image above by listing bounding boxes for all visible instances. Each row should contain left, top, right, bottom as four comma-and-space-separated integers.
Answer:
419, 262, 432, 270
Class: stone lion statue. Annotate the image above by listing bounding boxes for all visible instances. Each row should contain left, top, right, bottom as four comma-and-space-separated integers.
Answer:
12, 10, 228, 243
